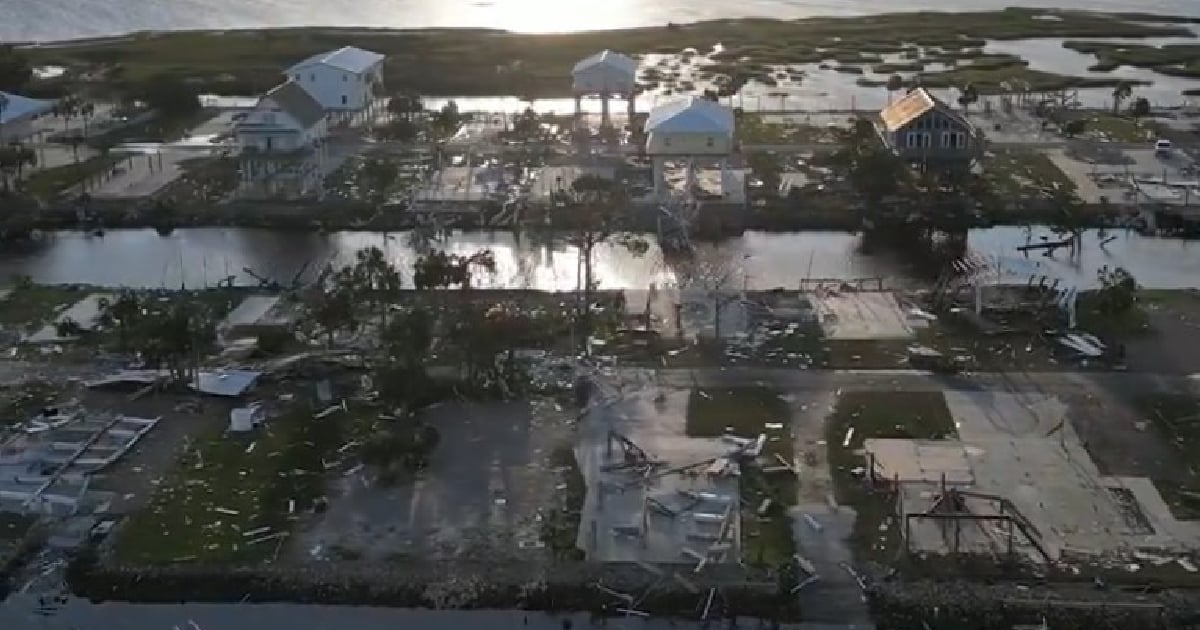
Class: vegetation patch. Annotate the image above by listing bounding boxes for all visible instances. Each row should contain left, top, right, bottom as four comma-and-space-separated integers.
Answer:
0, 282, 79, 332
980, 149, 1076, 199
917, 66, 1141, 93
826, 391, 956, 561
21, 154, 123, 200
541, 446, 586, 560
1063, 41, 1200, 77
113, 402, 347, 565
24, 9, 1192, 98
1133, 394, 1200, 519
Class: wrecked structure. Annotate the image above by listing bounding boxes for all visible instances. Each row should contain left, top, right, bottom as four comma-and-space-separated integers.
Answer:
862, 392, 1200, 570
0, 405, 159, 516
575, 389, 776, 573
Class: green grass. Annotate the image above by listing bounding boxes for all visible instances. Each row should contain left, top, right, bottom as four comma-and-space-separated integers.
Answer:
1075, 291, 1153, 339
0, 380, 63, 428
541, 445, 585, 560
22, 154, 124, 200
113, 402, 345, 565
685, 387, 797, 566
1063, 41, 1200, 76
88, 108, 214, 149
0, 284, 79, 332
1075, 112, 1162, 143
735, 112, 837, 145
24, 9, 1191, 98
1133, 394, 1200, 520
981, 149, 1076, 199
917, 66, 1142, 93
826, 391, 956, 561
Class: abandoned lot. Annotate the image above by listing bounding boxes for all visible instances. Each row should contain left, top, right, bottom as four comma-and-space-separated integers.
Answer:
1, 276, 1200, 626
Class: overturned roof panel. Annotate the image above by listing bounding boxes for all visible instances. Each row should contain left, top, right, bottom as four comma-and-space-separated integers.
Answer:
193, 369, 262, 397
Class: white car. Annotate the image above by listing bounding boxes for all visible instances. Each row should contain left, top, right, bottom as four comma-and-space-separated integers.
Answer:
1155, 139, 1173, 154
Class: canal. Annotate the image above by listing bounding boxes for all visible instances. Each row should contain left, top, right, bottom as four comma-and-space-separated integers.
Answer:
0, 227, 1197, 290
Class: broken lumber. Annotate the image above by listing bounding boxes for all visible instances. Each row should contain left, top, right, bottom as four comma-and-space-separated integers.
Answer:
794, 553, 817, 576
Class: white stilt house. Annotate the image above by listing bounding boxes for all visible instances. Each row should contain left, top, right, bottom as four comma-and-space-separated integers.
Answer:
644, 97, 735, 199
571, 50, 638, 130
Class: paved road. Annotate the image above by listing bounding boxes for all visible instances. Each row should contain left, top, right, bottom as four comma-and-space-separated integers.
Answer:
603, 367, 1196, 397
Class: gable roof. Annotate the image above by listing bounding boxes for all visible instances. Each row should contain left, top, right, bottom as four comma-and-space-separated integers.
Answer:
878, 87, 969, 132
645, 97, 734, 135
288, 46, 385, 75
0, 91, 55, 125
572, 50, 637, 78
262, 81, 326, 127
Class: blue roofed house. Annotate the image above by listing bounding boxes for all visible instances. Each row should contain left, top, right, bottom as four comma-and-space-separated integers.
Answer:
0, 91, 55, 144
285, 46, 386, 125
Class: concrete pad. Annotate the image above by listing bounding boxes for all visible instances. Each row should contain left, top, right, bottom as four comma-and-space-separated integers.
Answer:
811, 291, 913, 340
576, 389, 741, 564
25, 293, 113, 344
528, 165, 615, 202
864, 438, 973, 485
931, 390, 1200, 560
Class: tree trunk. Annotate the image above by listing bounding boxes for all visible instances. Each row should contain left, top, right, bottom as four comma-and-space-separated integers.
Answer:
582, 240, 595, 354
713, 295, 721, 341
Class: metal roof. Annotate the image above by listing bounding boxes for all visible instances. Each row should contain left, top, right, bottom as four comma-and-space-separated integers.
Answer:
0, 91, 55, 125
288, 46, 385, 75
572, 50, 637, 78
644, 97, 734, 135
878, 87, 969, 132
262, 80, 326, 126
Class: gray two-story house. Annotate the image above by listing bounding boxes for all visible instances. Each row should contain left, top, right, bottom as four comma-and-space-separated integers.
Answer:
876, 88, 979, 169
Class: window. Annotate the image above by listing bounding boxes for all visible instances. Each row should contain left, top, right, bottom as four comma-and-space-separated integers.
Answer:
921, 133, 932, 148
706, 136, 715, 148
955, 132, 967, 149
309, 73, 315, 82
342, 74, 348, 82
341, 95, 348, 105
664, 136, 672, 147
905, 132, 918, 148
940, 132, 950, 148
293, 74, 300, 82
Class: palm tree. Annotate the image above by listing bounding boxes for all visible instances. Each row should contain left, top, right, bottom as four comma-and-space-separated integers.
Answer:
957, 84, 979, 113
1112, 81, 1133, 115
0, 93, 9, 144
349, 246, 403, 326
97, 291, 145, 351
557, 175, 648, 351
387, 95, 410, 122
886, 74, 904, 104
79, 101, 96, 137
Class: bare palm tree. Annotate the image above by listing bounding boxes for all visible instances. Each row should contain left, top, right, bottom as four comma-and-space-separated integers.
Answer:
1112, 81, 1133, 115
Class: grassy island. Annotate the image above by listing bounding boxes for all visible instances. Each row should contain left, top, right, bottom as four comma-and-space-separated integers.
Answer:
22, 8, 1199, 98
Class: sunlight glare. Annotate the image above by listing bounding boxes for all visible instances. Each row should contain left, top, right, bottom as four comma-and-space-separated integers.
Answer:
443, 0, 642, 33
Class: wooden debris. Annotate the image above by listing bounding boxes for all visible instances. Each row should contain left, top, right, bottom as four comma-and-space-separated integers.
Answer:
794, 553, 817, 576
671, 571, 699, 593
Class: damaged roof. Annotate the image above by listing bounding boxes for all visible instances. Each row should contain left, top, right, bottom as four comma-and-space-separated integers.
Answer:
878, 87, 969, 132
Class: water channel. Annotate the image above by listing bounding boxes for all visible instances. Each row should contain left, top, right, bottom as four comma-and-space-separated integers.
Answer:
1, 227, 1198, 290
